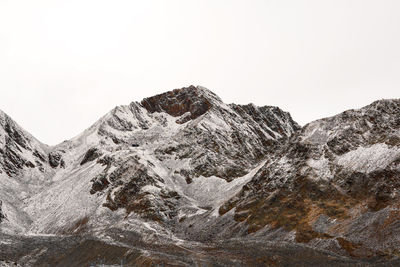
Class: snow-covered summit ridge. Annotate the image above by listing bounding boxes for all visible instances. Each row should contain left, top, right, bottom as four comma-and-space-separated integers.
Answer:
58, 85, 299, 153
0, 85, 301, 236
0, 109, 47, 149
48, 85, 300, 194
141, 85, 222, 122
300, 98, 400, 146
219, 97, 400, 258
1, 89, 400, 262
0, 109, 51, 177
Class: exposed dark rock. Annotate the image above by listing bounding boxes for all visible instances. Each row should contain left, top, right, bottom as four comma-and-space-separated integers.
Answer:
0, 111, 50, 176
25, 161, 35, 168
35, 160, 45, 172
80, 148, 102, 165
218, 99, 400, 259
97, 155, 114, 166
48, 151, 64, 168
1, 91, 399, 265
90, 175, 110, 195
230, 103, 301, 139
0, 200, 6, 223
3, 119, 29, 150
141, 85, 213, 123
33, 150, 46, 162
2, 137, 27, 176
96, 157, 179, 222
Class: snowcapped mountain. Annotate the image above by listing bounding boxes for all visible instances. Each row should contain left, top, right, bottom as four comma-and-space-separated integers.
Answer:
219, 99, 400, 259
14, 86, 299, 235
0, 110, 52, 176
0, 110, 57, 233
0, 86, 399, 266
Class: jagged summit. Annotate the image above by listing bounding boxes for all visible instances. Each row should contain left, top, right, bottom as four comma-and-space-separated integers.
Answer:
0, 108, 6, 119
70, 85, 299, 148
1, 88, 399, 265
60, 85, 300, 183
300, 98, 400, 149
230, 103, 300, 139
367, 97, 400, 108
0, 85, 301, 237
141, 85, 222, 124
0, 109, 51, 177
218, 97, 400, 260
0, 108, 9, 118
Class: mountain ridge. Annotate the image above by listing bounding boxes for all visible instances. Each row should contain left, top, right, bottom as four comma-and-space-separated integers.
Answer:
0, 86, 399, 266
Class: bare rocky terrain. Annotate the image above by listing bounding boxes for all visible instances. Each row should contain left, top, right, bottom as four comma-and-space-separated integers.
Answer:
0, 86, 399, 266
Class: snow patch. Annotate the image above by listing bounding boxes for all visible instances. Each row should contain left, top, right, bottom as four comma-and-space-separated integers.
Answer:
337, 143, 400, 173
307, 158, 332, 181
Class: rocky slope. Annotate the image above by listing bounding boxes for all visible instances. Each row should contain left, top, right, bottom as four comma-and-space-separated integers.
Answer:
0, 86, 399, 266
0, 110, 49, 176
16, 86, 299, 236
0, 110, 58, 233
219, 99, 400, 259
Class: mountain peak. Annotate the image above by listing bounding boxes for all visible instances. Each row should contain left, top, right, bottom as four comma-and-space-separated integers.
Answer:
140, 85, 222, 123
2, 91, 400, 265
0, 109, 50, 177
0, 108, 9, 124
365, 98, 400, 113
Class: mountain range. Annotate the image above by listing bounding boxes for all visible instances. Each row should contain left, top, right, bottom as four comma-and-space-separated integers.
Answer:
0, 85, 399, 266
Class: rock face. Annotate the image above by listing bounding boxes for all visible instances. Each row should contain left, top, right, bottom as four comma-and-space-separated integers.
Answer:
141, 85, 213, 124
0, 87, 399, 266
48, 151, 65, 168
0, 200, 6, 223
219, 99, 400, 259
0, 110, 50, 176
80, 147, 102, 165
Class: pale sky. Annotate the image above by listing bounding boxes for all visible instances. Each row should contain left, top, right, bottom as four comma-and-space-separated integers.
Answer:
0, 0, 399, 145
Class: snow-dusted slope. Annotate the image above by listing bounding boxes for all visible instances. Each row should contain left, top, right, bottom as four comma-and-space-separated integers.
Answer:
1, 86, 299, 236
0, 109, 52, 176
220, 98, 400, 259
1, 87, 399, 265
0, 110, 60, 233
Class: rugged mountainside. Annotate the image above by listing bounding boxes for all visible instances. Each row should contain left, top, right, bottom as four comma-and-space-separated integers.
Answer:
0, 110, 53, 176
0, 110, 57, 232
17, 86, 298, 236
0, 86, 399, 266
220, 99, 400, 258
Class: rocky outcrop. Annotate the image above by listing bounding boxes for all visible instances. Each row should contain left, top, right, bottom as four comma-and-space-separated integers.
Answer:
0, 110, 50, 176
80, 148, 102, 165
141, 85, 213, 124
92, 86, 299, 186
219, 99, 400, 259
90, 154, 181, 222
0, 200, 6, 223
1, 87, 399, 265
23, 86, 297, 236
48, 151, 65, 168
230, 103, 301, 139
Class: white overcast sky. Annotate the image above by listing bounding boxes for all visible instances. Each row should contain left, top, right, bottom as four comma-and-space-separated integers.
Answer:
0, 0, 399, 145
